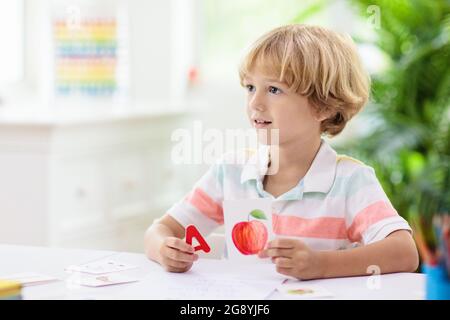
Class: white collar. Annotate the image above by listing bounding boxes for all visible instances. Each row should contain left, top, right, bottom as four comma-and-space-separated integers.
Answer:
240, 139, 337, 194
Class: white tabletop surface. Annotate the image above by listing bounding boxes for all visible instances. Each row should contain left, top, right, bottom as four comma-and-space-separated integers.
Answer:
0, 244, 425, 300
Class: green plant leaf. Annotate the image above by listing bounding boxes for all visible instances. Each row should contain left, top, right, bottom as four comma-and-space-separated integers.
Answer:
405, 151, 426, 178
249, 209, 267, 220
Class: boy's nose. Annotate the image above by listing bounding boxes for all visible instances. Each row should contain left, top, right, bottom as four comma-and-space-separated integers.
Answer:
248, 92, 266, 111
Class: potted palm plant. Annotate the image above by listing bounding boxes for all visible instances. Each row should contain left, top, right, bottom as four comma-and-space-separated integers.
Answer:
293, 0, 450, 281
294, 0, 449, 230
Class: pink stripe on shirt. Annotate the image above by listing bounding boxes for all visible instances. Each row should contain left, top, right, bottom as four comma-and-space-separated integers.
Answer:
186, 187, 224, 224
347, 200, 397, 242
273, 214, 347, 239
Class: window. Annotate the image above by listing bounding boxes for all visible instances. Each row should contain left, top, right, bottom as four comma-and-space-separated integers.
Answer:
200, 0, 384, 82
201, 0, 328, 81
0, 1, 24, 85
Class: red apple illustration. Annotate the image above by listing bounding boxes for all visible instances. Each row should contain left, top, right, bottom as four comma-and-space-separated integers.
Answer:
232, 209, 268, 255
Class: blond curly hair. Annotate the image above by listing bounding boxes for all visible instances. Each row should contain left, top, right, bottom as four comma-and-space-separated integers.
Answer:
239, 24, 370, 136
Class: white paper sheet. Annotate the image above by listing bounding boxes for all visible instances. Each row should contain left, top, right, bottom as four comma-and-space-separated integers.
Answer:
116, 259, 285, 300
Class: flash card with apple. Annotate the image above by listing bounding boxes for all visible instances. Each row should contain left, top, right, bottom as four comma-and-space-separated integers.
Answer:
223, 199, 274, 262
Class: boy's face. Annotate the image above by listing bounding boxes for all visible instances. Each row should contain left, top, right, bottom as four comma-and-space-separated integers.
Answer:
243, 68, 324, 146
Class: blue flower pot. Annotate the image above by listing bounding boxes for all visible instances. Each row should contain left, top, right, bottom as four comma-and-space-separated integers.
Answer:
422, 264, 450, 300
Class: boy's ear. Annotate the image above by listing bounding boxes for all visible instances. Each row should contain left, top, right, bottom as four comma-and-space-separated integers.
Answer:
315, 113, 329, 122
309, 100, 333, 122
312, 107, 333, 123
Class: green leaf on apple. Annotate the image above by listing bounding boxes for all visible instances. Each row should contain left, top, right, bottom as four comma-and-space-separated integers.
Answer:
249, 209, 267, 220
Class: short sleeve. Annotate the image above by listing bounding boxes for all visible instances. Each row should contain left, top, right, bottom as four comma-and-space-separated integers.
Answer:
345, 166, 412, 245
168, 163, 224, 237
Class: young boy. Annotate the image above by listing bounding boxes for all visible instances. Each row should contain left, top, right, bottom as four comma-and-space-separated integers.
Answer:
144, 24, 419, 280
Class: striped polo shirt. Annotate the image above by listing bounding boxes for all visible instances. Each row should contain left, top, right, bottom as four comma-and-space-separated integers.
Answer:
168, 139, 412, 251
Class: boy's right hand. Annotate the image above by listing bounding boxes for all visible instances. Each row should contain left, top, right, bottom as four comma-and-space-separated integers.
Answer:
158, 237, 199, 273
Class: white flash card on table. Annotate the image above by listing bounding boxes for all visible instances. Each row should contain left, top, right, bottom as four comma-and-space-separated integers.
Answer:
65, 260, 138, 274
66, 273, 138, 287
223, 199, 274, 263
0, 272, 59, 286
277, 280, 334, 299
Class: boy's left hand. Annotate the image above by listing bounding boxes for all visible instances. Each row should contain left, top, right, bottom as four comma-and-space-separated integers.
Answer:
258, 238, 325, 280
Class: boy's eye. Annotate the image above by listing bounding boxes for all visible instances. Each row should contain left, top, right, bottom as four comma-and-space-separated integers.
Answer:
269, 86, 282, 94
245, 84, 255, 93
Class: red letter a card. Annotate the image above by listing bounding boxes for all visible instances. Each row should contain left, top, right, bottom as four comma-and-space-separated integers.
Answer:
185, 225, 211, 253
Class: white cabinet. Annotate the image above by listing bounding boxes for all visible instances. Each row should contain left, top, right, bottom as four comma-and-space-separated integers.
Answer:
107, 151, 153, 221
53, 154, 106, 233
0, 110, 191, 252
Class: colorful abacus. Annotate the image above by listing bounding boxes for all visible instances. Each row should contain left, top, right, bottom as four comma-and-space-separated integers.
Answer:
53, 18, 119, 96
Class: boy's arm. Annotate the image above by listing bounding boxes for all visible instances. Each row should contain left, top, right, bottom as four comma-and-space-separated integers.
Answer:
260, 230, 419, 280
320, 230, 419, 278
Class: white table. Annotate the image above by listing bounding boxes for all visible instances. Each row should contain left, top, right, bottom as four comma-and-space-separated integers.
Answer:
0, 244, 425, 300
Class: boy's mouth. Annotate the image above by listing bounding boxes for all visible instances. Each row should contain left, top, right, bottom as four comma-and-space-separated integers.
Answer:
253, 119, 272, 128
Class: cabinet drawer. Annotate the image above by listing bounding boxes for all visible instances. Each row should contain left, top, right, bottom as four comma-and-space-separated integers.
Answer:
106, 151, 152, 220
51, 155, 105, 232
